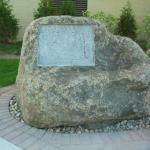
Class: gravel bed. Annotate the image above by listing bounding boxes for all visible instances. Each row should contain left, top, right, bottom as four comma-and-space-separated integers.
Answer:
9, 96, 150, 134
9, 96, 23, 122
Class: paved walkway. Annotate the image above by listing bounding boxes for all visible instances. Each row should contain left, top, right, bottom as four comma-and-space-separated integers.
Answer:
0, 137, 22, 150
0, 86, 150, 150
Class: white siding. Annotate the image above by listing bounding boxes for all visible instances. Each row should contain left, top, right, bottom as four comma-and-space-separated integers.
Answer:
10, 0, 40, 40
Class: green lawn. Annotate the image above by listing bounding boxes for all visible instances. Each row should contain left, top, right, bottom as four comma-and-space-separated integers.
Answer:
0, 59, 19, 87
0, 42, 22, 55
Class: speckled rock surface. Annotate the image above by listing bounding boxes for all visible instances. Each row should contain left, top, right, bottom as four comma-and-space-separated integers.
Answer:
16, 16, 150, 129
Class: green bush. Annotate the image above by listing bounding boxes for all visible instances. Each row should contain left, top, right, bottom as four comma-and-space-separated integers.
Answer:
137, 15, 150, 51
60, 0, 75, 16
136, 38, 148, 52
34, 0, 55, 19
142, 16, 150, 41
146, 49, 150, 57
116, 1, 137, 40
83, 11, 118, 33
0, 0, 19, 43
92, 12, 118, 33
0, 41, 22, 55
34, 0, 76, 19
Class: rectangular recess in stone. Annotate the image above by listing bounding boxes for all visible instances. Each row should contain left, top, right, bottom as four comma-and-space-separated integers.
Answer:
37, 25, 95, 66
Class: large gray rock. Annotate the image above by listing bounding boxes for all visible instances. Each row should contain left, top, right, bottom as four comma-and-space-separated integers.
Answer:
16, 16, 150, 129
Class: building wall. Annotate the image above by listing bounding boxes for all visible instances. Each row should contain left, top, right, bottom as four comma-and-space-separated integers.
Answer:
10, 0, 150, 40
10, 0, 40, 40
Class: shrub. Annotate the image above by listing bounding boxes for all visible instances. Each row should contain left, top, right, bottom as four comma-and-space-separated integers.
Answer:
92, 12, 118, 33
0, 0, 19, 43
146, 49, 150, 57
136, 38, 148, 52
34, 0, 76, 18
83, 11, 118, 33
116, 1, 137, 40
82, 10, 91, 17
137, 15, 150, 51
60, 0, 75, 16
0, 41, 22, 55
34, 0, 55, 19
142, 16, 150, 41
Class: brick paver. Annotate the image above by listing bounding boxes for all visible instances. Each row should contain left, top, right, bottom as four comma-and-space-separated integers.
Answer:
0, 85, 150, 150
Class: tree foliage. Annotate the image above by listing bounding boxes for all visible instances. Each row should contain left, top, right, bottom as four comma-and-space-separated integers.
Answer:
34, 0, 55, 19
137, 15, 150, 51
116, 1, 137, 40
141, 16, 150, 43
0, 0, 19, 43
60, 0, 75, 16
83, 11, 118, 33
34, 0, 76, 19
